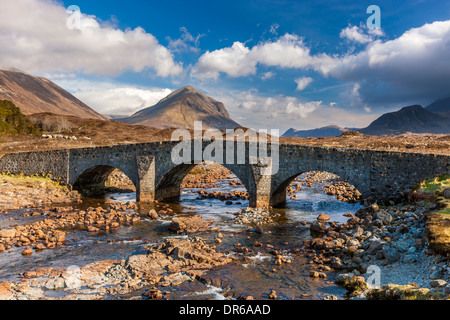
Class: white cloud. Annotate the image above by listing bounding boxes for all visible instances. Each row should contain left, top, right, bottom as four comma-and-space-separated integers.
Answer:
193, 20, 450, 107
167, 27, 205, 53
261, 71, 275, 80
206, 88, 378, 131
295, 77, 313, 91
340, 25, 374, 44
327, 20, 450, 105
191, 34, 332, 79
269, 24, 280, 35
54, 78, 172, 116
0, 0, 182, 77
191, 42, 253, 79
285, 100, 321, 118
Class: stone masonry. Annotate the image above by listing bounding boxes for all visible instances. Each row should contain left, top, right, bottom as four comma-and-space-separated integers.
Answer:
0, 140, 448, 207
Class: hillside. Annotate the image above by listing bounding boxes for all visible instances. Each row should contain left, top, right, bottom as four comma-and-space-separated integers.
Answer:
360, 105, 450, 136
0, 69, 106, 120
117, 86, 240, 130
426, 97, 450, 117
283, 125, 349, 138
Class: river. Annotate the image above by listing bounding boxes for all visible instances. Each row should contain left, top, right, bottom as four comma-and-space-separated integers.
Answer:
0, 173, 362, 300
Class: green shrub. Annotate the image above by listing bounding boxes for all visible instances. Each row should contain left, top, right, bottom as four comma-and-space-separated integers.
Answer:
0, 100, 40, 136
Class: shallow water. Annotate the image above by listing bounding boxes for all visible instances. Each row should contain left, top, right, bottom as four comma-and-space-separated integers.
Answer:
0, 175, 362, 299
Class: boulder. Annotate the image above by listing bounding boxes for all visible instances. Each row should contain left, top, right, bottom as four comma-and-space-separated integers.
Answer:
310, 221, 327, 233
317, 214, 330, 222
443, 188, 450, 199
148, 209, 159, 220
0, 229, 16, 239
430, 279, 447, 288
382, 246, 400, 263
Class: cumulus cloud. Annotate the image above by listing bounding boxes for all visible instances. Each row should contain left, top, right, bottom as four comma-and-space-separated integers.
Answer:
327, 20, 450, 105
340, 25, 374, 44
295, 77, 313, 91
191, 34, 332, 79
206, 88, 377, 131
0, 0, 182, 77
53, 78, 172, 116
193, 20, 450, 107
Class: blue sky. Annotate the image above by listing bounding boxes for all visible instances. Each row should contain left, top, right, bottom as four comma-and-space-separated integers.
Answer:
0, 0, 449, 132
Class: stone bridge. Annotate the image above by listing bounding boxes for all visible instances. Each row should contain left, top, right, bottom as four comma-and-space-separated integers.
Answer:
0, 140, 448, 207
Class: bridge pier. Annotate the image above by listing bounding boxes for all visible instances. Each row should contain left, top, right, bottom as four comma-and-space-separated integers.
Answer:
248, 163, 273, 208
135, 155, 156, 202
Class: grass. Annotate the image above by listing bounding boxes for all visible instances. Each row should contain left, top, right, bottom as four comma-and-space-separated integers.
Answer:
187, 167, 207, 175
0, 172, 65, 189
417, 175, 450, 256
419, 174, 450, 195
367, 284, 449, 300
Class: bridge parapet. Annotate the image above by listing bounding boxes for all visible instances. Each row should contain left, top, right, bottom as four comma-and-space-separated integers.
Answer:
0, 141, 448, 207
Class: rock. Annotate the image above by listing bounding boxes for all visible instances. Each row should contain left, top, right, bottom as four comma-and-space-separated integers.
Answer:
0, 244, 5, 252
350, 226, 364, 238
336, 274, 367, 295
22, 247, 33, 256
430, 280, 447, 288
310, 221, 327, 233
255, 225, 264, 234
347, 238, 360, 248
367, 283, 446, 300
269, 290, 277, 299
127, 238, 230, 282
87, 226, 100, 233
144, 289, 164, 300
148, 209, 159, 220
0, 229, 16, 239
317, 214, 330, 222
366, 239, 387, 255
168, 216, 214, 233
402, 254, 417, 264
382, 247, 400, 263
443, 188, 450, 199
369, 203, 379, 213
443, 285, 450, 295
0, 282, 13, 300
110, 222, 120, 229
331, 256, 345, 269
34, 243, 47, 251
374, 210, 393, 224
344, 213, 353, 218
430, 269, 444, 280
44, 277, 66, 290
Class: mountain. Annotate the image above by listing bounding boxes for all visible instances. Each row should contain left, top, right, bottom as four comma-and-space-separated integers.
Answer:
426, 96, 450, 117
283, 125, 349, 138
360, 104, 450, 135
0, 69, 106, 120
117, 86, 240, 130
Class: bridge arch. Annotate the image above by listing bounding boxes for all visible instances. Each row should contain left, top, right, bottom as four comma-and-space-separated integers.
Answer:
154, 162, 253, 204
71, 164, 138, 194
270, 167, 367, 207
270, 170, 363, 207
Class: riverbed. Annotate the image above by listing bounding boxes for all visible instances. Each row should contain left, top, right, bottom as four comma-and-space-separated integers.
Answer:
0, 174, 363, 300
